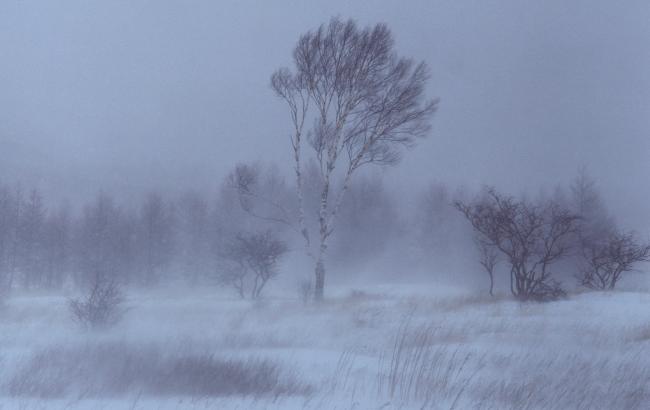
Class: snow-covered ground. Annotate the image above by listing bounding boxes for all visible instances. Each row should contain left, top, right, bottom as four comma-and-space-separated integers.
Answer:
0, 283, 648, 409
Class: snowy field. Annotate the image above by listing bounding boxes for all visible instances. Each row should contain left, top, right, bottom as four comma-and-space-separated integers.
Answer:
0, 284, 648, 410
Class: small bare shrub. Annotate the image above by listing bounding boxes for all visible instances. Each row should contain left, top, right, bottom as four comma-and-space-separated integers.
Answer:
579, 230, 650, 290
219, 230, 288, 299
68, 274, 125, 329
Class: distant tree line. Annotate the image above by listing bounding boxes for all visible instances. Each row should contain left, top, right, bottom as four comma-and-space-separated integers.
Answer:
0, 166, 402, 298
0, 186, 178, 291
0, 166, 646, 302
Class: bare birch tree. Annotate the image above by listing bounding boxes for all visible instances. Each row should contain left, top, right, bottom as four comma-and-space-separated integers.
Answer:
270, 17, 437, 300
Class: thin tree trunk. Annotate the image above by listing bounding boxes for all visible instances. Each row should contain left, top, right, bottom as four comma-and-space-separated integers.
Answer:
312, 165, 356, 302
293, 132, 310, 253
314, 257, 325, 301
314, 151, 333, 301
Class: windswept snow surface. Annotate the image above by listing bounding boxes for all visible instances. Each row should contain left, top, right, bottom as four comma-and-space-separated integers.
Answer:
0, 284, 648, 409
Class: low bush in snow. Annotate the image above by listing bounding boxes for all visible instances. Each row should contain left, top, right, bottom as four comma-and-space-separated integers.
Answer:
68, 274, 126, 329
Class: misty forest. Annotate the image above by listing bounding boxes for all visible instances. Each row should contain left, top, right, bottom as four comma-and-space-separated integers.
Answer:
1, 2, 650, 409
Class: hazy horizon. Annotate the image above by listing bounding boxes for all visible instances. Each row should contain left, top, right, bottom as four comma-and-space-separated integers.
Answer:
1, 0, 649, 231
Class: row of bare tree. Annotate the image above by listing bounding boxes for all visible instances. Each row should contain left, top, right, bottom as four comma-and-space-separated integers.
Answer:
0, 169, 400, 298
0, 188, 175, 291
0, 166, 646, 303
455, 170, 650, 301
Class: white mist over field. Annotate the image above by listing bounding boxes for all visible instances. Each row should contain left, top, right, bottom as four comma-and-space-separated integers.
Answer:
1, 1, 649, 409
1, 285, 650, 409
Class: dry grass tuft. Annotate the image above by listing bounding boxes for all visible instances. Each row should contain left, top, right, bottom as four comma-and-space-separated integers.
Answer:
7, 341, 311, 399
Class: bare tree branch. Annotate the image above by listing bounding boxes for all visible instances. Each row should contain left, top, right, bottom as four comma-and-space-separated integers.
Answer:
579, 230, 650, 290
455, 187, 579, 301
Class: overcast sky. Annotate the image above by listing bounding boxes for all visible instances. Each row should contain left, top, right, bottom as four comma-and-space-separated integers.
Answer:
1, 0, 649, 229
